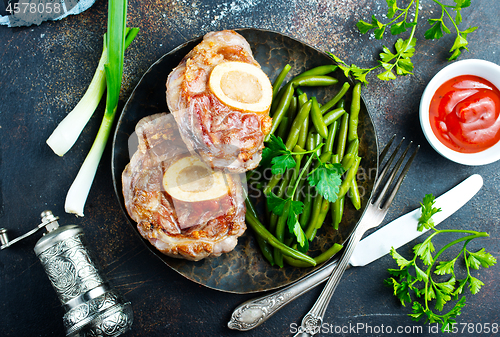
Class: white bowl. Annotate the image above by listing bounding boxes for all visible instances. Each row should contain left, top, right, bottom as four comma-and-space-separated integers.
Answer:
419, 59, 500, 166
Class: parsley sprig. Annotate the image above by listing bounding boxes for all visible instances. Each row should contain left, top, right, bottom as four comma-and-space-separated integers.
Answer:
330, 0, 477, 84
425, 0, 477, 60
385, 194, 496, 331
263, 136, 344, 250
262, 134, 317, 175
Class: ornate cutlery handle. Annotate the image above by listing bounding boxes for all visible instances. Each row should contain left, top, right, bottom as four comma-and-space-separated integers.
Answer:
293, 231, 362, 337
227, 257, 340, 331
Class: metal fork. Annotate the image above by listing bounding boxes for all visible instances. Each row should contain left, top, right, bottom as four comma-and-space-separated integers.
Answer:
293, 138, 419, 337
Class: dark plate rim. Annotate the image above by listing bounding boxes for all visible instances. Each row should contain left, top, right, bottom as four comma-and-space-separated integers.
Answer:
111, 27, 379, 294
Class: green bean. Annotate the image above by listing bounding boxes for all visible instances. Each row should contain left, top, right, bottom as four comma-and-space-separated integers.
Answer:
289, 145, 306, 194
345, 139, 361, 210
298, 93, 309, 108
305, 198, 330, 241
318, 198, 331, 227
336, 112, 349, 160
278, 96, 297, 140
348, 82, 361, 142
267, 168, 293, 231
319, 151, 332, 164
274, 200, 290, 268
311, 97, 328, 139
291, 75, 338, 88
323, 107, 346, 126
349, 178, 362, 210
330, 154, 340, 164
296, 87, 305, 96
277, 116, 289, 140
288, 96, 298, 120
336, 98, 346, 109
285, 100, 312, 150
244, 208, 316, 266
272, 64, 291, 98
338, 156, 361, 199
306, 131, 316, 152
256, 236, 274, 266
297, 93, 310, 149
320, 82, 351, 114
299, 186, 313, 228
297, 115, 310, 149
332, 196, 344, 230
346, 139, 360, 156
294, 65, 338, 79
266, 83, 294, 140
341, 153, 355, 171
264, 174, 282, 196
325, 121, 339, 153
313, 133, 322, 157
283, 242, 343, 267
306, 194, 323, 241
271, 85, 286, 112
269, 213, 278, 233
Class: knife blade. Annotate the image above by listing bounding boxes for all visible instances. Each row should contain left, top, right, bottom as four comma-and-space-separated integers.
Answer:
228, 174, 483, 331
349, 173, 483, 266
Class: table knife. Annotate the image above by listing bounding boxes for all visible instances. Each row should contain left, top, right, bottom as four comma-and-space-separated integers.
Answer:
228, 174, 483, 331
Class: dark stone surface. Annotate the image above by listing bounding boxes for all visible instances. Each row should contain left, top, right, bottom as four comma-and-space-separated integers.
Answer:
0, 0, 499, 336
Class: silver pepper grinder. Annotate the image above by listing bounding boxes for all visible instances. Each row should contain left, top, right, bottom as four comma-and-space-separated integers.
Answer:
0, 210, 133, 337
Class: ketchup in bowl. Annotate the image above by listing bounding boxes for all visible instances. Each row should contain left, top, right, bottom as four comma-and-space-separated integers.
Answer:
429, 75, 500, 153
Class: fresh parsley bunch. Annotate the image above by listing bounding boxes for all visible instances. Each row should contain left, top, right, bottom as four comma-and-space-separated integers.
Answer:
331, 0, 478, 84
385, 194, 496, 331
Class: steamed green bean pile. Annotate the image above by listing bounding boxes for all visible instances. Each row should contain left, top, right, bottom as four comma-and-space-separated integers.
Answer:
246, 64, 363, 268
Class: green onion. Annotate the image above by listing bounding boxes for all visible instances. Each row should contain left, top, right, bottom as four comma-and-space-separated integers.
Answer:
46, 28, 138, 157
64, 0, 134, 216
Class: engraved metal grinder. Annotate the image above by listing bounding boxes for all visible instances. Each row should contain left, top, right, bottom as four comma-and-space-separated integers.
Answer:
0, 210, 133, 337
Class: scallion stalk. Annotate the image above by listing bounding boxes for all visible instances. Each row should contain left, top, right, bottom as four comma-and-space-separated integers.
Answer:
65, 0, 132, 216
46, 27, 139, 157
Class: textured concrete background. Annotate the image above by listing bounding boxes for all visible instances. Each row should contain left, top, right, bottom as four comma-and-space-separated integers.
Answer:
0, 0, 499, 336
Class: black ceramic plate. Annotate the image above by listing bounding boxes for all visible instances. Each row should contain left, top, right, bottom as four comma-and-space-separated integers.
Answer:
111, 28, 378, 294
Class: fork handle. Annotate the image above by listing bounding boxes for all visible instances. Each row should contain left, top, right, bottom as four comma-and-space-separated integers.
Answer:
227, 257, 340, 331
293, 229, 363, 336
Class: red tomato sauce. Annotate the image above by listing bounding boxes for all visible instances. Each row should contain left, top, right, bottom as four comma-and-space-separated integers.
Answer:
429, 75, 500, 153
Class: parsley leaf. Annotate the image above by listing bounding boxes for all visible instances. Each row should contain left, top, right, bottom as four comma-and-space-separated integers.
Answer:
413, 240, 435, 266
434, 259, 456, 275
390, 247, 413, 268
418, 193, 442, 231
468, 276, 484, 295
356, 15, 382, 34
288, 214, 308, 252
267, 192, 287, 216
307, 162, 345, 202
386, 0, 398, 18
261, 135, 297, 175
467, 248, 497, 269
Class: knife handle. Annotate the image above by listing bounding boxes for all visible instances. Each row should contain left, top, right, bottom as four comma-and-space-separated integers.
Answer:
227, 257, 339, 331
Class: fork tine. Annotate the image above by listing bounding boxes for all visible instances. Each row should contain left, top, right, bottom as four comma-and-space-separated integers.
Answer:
381, 144, 419, 210
375, 141, 413, 206
372, 137, 405, 194
378, 134, 396, 163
